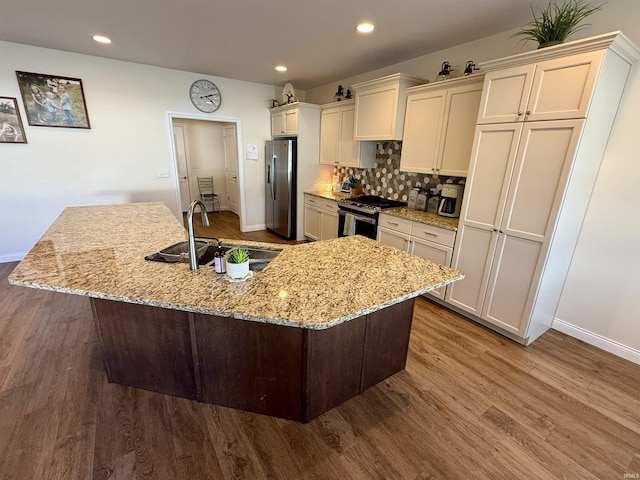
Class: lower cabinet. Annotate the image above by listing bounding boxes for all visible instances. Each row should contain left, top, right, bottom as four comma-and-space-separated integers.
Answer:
377, 213, 454, 300
303, 194, 338, 241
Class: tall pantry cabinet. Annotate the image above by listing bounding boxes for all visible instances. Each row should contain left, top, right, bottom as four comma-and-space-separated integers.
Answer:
446, 32, 639, 344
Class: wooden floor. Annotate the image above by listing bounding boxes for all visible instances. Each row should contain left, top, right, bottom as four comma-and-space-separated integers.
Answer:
182, 210, 307, 245
2, 214, 640, 479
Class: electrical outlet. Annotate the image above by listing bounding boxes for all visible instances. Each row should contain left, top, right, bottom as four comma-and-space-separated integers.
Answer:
158, 169, 170, 178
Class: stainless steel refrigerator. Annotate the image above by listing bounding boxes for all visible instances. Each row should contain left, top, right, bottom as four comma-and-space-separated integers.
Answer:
265, 139, 296, 239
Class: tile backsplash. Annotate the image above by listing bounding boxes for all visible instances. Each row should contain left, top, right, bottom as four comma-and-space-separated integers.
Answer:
333, 141, 465, 202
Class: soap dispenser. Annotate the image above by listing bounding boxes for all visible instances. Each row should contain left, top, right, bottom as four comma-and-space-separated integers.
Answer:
213, 245, 227, 274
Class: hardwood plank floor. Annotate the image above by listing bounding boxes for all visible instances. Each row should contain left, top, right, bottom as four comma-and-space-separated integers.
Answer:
2, 217, 640, 478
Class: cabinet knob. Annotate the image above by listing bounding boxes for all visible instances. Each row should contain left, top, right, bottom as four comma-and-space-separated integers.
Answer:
525, 110, 531, 116
493, 228, 498, 232
517, 111, 523, 116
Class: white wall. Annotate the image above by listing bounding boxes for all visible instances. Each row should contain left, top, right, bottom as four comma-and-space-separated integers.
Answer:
0, 41, 281, 261
307, 0, 640, 362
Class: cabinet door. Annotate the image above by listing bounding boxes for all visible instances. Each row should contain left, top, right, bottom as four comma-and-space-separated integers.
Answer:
447, 123, 521, 315
481, 233, 542, 336
284, 110, 298, 134
501, 120, 584, 242
461, 124, 522, 231
303, 205, 321, 240
376, 227, 410, 252
399, 90, 446, 173
526, 51, 602, 122
411, 237, 452, 300
438, 84, 483, 176
320, 108, 340, 165
477, 65, 535, 124
320, 211, 339, 240
446, 224, 497, 315
271, 112, 284, 136
354, 83, 400, 140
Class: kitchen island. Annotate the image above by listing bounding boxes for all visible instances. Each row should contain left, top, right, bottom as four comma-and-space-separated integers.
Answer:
9, 202, 463, 422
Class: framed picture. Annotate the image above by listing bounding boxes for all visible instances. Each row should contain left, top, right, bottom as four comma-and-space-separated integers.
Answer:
15, 71, 91, 129
0, 97, 27, 143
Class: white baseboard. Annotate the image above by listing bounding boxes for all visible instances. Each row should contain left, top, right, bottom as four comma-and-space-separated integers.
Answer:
553, 318, 640, 366
0, 252, 25, 263
241, 223, 267, 232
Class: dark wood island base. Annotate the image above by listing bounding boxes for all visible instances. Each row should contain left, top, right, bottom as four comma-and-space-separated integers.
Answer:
90, 298, 415, 423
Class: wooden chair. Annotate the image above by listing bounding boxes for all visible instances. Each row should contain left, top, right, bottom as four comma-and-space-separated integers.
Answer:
197, 176, 221, 213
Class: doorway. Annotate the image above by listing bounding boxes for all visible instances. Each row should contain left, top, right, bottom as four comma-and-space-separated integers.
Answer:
168, 113, 245, 230
223, 124, 240, 215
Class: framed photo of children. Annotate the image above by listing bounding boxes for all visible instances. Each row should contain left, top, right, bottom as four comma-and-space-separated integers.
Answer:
15, 71, 91, 129
0, 97, 27, 143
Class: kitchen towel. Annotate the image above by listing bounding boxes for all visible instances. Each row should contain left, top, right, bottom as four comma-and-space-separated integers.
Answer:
343, 213, 356, 236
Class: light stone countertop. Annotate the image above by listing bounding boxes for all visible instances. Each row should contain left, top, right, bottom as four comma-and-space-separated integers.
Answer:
8, 202, 463, 330
305, 190, 351, 201
381, 207, 459, 231
305, 191, 459, 231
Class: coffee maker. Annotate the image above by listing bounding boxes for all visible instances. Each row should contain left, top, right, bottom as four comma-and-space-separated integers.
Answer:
438, 184, 464, 218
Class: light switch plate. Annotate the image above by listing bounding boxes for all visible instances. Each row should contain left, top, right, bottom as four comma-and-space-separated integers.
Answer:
246, 143, 258, 160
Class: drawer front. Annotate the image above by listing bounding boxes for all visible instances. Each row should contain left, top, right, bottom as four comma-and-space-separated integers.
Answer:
378, 214, 412, 235
319, 199, 338, 212
304, 195, 337, 212
410, 222, 456, 247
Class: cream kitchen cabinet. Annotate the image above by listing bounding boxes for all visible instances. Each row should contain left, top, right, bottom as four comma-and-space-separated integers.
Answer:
477, 50, 602, 124
377, 213, 455, 300
303, 195, 338, 241
400, 75, 483, 177
270, 103, 299, 136
320, 100, 376, 168
447, 32, 639, 345
352, 73, 425, 141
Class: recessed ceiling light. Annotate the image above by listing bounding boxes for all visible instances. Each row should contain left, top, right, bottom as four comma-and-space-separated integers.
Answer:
92, 35, 112, 44
357, 22, 375, 33
275, 65, 288, 72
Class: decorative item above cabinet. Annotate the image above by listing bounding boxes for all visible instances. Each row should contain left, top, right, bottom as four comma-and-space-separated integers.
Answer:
352, 73, 426, 141
400, 74, 484, 177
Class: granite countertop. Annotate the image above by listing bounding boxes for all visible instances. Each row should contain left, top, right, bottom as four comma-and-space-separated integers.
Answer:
8, 203, 463, 330
381, 207, 459, 231
305, 190, 351, 201
305, 191, 459, 231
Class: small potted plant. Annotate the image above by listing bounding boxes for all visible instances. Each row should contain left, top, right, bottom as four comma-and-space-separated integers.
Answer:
225, 247, 250, 279
512, 0, 603, 49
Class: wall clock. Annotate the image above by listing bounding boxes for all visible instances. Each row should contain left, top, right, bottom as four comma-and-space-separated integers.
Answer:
189, 79, 221, 113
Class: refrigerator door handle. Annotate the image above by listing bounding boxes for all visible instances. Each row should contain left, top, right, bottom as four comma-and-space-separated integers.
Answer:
271, 155, 277, 200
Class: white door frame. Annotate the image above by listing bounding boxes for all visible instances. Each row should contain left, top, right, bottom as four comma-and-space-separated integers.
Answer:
167, 112, 247, 231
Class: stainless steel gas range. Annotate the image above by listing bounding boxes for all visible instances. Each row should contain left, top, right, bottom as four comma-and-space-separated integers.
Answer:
338, 195, 406, 239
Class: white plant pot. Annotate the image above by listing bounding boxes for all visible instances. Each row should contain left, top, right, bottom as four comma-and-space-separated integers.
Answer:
226, 260, 250, 279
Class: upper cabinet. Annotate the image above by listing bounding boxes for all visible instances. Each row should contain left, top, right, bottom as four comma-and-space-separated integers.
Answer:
352, 73, 425, 141
400, 75, 484, 177
271, 103, 299, 136
477, 50, 603, 124
320, 100, 376, 168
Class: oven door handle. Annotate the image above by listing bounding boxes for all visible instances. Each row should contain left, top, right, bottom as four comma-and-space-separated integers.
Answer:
338, 210, 377, 225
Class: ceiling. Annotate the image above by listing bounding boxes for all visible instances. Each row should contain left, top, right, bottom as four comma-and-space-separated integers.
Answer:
2, 0, 559, 90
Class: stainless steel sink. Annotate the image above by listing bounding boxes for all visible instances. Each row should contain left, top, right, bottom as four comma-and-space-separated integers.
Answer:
157, 240, 211, 262
199, 242, 283, 270
149, 240, 282, 271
